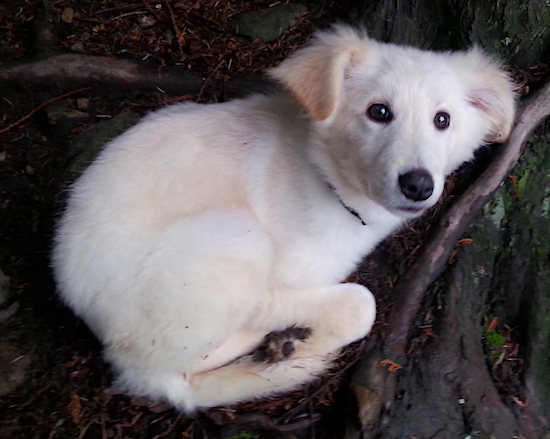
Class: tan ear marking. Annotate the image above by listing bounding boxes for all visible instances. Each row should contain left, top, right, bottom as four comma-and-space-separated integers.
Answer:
463, 49, 517, 143
269, 26, 368, 121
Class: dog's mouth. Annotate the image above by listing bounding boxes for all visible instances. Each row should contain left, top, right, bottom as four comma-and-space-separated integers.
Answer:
391, 204, 428, 217
374, 185, 437, 218
398, 205, 425, 213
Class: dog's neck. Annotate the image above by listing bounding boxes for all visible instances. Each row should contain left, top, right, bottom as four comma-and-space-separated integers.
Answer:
327, 184, 366, 226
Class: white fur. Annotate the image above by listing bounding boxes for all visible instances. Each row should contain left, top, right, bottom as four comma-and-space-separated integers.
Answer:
52, 25, 516, 412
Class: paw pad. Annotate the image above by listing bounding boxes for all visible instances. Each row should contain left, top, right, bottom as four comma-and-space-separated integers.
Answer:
252, 326, 312, 363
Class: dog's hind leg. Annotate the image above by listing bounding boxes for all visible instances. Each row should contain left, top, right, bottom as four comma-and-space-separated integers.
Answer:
102, 208, 281, 411
180, 283, 376, 410
102, 209, 375, 411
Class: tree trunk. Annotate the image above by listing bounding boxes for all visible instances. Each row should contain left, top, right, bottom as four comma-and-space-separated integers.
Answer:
347, 1, 550, 437
350, 0, 550, 67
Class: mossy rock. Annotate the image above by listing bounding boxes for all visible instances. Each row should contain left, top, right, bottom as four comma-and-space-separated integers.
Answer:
229, 4, 307, 42
67, 112, 139, 177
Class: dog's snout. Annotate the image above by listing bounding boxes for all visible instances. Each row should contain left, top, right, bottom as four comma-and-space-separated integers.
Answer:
399, 169, 434, 201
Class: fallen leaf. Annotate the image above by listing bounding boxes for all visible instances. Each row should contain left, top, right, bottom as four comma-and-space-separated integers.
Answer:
487, 316, 499, 332
68, 391, 82, 424
378, 359, 403, 372
421, 327, 438, 338
61, 8, 74, 24
509, 395, 525, 407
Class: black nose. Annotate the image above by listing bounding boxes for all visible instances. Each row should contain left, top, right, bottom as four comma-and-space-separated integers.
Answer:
399, 169, 434, 201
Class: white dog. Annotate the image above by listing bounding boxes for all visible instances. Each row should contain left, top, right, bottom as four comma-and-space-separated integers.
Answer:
52, 25, 515, 412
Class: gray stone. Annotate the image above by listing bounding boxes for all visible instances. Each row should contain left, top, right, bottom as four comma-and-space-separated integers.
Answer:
0, 269, 9, 309
0, 338, 31, 397
68, 113, 140, 177
70, 41, 85, 53
0, 302, 19, 323
229, 4, 307, 42
45, 102, 89, 125
139, 15, 157, 29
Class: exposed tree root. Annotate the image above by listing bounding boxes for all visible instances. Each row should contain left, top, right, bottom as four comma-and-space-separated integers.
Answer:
0, 53, 204, 95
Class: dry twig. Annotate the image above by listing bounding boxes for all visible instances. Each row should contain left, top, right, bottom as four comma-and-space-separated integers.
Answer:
0, 87, 90, 134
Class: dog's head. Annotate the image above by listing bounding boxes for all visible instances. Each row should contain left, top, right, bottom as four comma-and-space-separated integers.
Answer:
270, 25, 517, 218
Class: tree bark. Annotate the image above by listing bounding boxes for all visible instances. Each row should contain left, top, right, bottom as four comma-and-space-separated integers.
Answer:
351, 0, 550, 67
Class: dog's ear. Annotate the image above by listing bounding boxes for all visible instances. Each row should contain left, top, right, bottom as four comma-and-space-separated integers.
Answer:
462, 49, 517, 143
269, 25, 368, 121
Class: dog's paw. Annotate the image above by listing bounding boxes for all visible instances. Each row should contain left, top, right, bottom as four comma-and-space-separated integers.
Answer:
252, 327, 312, 363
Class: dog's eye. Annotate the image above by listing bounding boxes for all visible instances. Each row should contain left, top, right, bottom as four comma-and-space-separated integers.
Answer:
367, 104, 393, 123
434, 112, 450, 130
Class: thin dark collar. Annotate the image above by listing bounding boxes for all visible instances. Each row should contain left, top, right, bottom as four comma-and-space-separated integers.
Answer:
328, 184, 366, 226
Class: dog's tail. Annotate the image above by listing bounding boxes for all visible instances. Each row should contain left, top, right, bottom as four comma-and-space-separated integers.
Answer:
116, 355, 330, 412
188, 356, 330, 410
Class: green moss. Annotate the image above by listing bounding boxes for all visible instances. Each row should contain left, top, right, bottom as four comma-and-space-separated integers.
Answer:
471, 124, 550, 415
482, 192, 507, 228
505, 134, 550, 410
540, 195, 550, 218
227, 433, 260, 439
485, 330, 504, 348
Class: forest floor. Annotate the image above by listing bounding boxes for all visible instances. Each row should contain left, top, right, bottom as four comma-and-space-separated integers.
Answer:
0, 1, 548, 439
